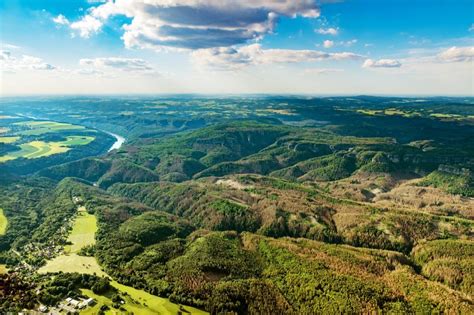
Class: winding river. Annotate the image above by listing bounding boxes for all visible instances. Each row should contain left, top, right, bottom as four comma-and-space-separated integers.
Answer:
107, 132, 125, 152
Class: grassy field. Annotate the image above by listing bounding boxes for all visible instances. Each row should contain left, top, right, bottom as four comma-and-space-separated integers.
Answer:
14, 120, 86, 136
0, 136, 95, 163
0, 208, 7, 235
356, 108, 421, 118
0, 141, 69, 162
80, 282, 207, 315
60, 136, 95, 146
38, 206, 206, 314
0, 136, 20, 144
38, 254, 107, 276
65, 206, 97, 254
430, 113, 462, 118
39, 206, 103, 275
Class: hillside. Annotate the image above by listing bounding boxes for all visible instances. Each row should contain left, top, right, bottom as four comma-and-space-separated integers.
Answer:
0, 97, 473, 314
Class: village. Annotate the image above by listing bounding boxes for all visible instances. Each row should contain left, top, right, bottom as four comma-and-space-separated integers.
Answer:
16, 296, 96, 315
38, 296, 95, 314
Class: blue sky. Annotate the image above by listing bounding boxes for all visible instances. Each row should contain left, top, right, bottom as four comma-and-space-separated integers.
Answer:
1, 0, 473, 95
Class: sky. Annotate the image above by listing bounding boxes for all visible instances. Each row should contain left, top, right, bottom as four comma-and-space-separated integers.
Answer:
0, 0, 473, 96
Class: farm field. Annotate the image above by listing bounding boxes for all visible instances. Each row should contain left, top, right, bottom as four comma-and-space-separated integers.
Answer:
0, 136, 20, 144
0, 208, 7, 235
14, 121, 86, 136
39, 205, 102, 275
0, 136, 95, 163
65, 206, 97, 254
353, 108, 474, 122
81, 282, 207, 315
356, 108, 421, 117
38, 253, 106, 276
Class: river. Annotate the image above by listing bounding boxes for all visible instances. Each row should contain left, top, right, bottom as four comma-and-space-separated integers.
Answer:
107, 132, 125, 152
17, 115, 126, 153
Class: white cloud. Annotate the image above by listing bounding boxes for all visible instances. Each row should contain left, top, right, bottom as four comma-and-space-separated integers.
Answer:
52, 14, 69, 25
31, 63, 56, 70
316, 27, 338, 36
323, 40, 334, 48
65, 0, 321, 49
0, 50, 11, 61
437, 46, 474, 62
363, 58, 401, 68
469, 24, 474, 32
0, 51, 56, 72
191, 44, 362, 70
79, 57, 155, 72
1, 43, 20, 50
70, 15, 102, 38
342, 39, 358, 46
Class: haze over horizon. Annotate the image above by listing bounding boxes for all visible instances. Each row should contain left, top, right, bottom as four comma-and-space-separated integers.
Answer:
1, 0, 473, 96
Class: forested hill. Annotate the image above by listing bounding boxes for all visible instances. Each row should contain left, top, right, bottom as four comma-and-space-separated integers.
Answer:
0, 96, 473, 314
42, 120, 473, 194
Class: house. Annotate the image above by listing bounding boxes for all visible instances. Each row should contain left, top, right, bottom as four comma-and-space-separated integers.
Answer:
70, 299, 80, 308
84, 298, 96, 306
79, 297, 96, 309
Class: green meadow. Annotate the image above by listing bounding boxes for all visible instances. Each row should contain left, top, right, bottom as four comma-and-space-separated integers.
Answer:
38, 254, 106, 276
39, 205, 102, 275
38, 205, 205, 314
0, 208, 7, 235
65, 206, 97, 254
0, 136, 95, 163
14, 121, 86, 136
81, 282, 207, 315
356, 108, 421, 118
0, 136, 20, 144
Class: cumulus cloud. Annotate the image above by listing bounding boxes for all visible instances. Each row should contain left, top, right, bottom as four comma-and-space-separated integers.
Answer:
79, 57, 155, 72
0, 50, 56, 72
0, 50, 11, 61
315, 27, 338, 36
65, 0, 321, 49
437, 46, 474, 62
70, 15, 102, 38
323, 40, 334, 48
53, 14, 69, 25
362, 58, 401, 68
191, 44, 362, 70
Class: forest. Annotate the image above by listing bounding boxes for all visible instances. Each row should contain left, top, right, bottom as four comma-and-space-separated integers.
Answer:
0, 95, 472, 314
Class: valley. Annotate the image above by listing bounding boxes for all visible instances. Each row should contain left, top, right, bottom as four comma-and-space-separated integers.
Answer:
35, 200, 203, 314
0, 95, 472, 314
